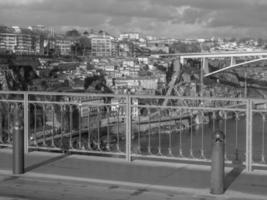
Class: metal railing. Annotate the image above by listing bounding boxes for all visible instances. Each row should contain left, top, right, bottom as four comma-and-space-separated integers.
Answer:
129, 95, 247, 164
0, 91, 266, 172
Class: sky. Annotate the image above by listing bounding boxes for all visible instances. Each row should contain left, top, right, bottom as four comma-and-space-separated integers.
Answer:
1, 0, 267, 39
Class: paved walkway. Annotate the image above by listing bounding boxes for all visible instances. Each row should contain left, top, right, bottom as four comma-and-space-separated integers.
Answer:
0, 149, 267, 200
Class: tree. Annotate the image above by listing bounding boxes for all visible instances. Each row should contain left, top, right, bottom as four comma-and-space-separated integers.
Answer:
170, 42, 201, 53
65, 29, 81, 37
71, 36, 91, 56
257, 38, 264, 47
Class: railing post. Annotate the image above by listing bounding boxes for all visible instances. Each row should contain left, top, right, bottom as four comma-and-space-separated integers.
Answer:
24, 93, 29, 154
13, 105, 24, 174
210, 130, 225, 194
246, 99, 253, 172
125, 95, 132, 162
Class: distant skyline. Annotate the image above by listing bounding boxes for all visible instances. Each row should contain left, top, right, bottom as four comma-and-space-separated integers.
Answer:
1, 0, 267, 38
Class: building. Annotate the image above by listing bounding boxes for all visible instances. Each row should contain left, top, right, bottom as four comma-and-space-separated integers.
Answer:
56, 39, 72, 55
29, 25, 47, 33
0, 26, 41, 54
137, 57, 149, 65
147, 39, 170, 54
0, 32, 41, 54
0, 33, 17, 52
16, 34, 33, 53
89, 34, 114, 57
117, 41, 134, 57
119, 33, 141, 41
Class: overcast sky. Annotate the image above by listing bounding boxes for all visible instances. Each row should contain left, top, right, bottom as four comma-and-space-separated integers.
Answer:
1, 0, 267, 38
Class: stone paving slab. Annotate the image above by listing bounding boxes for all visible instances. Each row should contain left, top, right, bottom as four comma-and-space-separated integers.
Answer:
0, 149, 267, 199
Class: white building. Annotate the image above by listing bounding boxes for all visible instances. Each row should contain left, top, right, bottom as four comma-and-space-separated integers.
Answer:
88, 33, 114, 57
119, 32, 141, 41
56, 39, 72, 55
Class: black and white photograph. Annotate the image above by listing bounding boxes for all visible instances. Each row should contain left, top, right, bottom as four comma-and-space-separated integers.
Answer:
0, 0, 267, 199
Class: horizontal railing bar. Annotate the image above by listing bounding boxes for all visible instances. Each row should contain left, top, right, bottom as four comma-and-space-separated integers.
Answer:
252, 163, 267, 167
0, 99, 24, 103
28, 91, 126, 98
132, 154, 211, 162
28, 146, 62, 151
252, 161, 267, 167
0, 91, 123, 98
252, 109, 267, 112
133, 104, 246, 111
132, 154, 237, 164
0, 91, 25, 95
68, 149, 126, 156
0, 91, 259, 102
26, 100, 245, 111
0, 91, 266, 103
0, 144, 12, 147
28, 100, 126, 106
28, 146, 126, 156
131, 95, 248, 102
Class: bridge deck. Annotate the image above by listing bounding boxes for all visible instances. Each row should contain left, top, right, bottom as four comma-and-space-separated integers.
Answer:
0, 149, 267, 199
153, 51, 267, 58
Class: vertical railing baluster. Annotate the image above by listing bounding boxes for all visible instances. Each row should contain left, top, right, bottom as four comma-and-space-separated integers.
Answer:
51, 105, 55, 147
116, 106, 120, 152
106, 106, 111, 151
246, 99, 253, 172
87, 105, 91, 150
179, 109, 183, 157
235, 112, 240, 162
224, 111, 228, 161
42, 104, 46, 146
190, 112, 194, 158
261, 113, 266, 163
125, 95, 132, 162
200, 110, 205, 159
212, 111, 216, 133
0, 107, 3, 144
69, 105, 73, 149
24, 93, 29, 153
137, 108, 141, 154
7, 103, 10, 144
167, 108, 173, 157
158, 108, 162, 155
60, 105, 64, 148
33, 104, 37, 146
148, 108, 151, 154
78, 103, 82, 149
97, 106, 101, 151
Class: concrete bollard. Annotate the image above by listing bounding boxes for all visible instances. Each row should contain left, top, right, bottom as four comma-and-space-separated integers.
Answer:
12, 106, 24, 174
210, 130, 225, 194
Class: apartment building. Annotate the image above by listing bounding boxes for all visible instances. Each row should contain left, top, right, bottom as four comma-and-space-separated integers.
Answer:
119, 32, 141, 41
16, 34, 33, 53
55, 39, 72, 55
0, 28, 41, 54
89, 34, 113, 57
0, 33, 17, 52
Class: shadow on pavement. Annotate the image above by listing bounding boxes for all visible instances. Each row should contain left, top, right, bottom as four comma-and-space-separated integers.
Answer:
25, 153, 69, 172
224, 165, 244, 191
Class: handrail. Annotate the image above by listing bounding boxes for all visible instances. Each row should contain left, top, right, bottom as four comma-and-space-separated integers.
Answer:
0, 90, 265, 102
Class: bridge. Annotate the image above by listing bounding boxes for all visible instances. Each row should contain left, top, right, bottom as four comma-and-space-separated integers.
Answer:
0, 52, 267, 199
154, 51, 267, 100
153, 51, 267, 58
